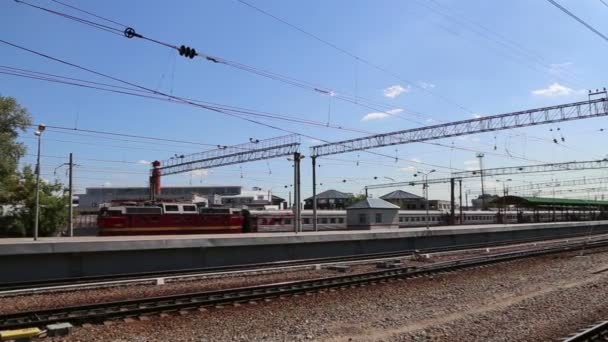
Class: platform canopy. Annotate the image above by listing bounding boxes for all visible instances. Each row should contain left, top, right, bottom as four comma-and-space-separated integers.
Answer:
491, 196, 608, 209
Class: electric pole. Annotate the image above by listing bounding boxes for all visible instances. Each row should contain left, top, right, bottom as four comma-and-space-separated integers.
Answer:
68, 153, 74, 237
476, 153, 486, 210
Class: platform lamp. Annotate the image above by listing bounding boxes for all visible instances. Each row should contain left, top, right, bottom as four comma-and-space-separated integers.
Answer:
34, 124, 46, 241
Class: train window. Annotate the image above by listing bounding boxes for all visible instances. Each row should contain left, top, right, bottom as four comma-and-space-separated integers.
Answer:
422, 216, 425, 221
165, 205, 179, 212
399, 217, 403, 222
415, 217, 420, 222
404, 217, 409, 222
359, 214, 366, 224
182, 205, 196, 212
284, 218, 291, 224
303, 218, 310, 224
321, 218, 328, 224
338, 218, 344, 224
330, 218, 336, 224
375, 213, 382, 223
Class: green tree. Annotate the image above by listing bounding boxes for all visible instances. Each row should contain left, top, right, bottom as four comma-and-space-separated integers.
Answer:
345, 193, 368, 207
0, 96, 68, 237
0, 95, 32, 203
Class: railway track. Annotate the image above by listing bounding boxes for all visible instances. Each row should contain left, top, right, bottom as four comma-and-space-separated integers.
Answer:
0, 231, 600, 294
1, 237, 606, 331
563, 321, 608, 341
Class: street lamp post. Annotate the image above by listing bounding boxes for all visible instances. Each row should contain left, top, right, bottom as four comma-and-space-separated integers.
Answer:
414, 169, 436, 229
33, 124, 45, 241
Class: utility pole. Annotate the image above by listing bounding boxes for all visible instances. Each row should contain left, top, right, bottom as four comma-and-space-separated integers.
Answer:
450, 178, 455, 225
476, 153, 486, 210
54, 153, 76, 237
415, 169, 435, 229
68, 153, 74, 237
289, 152, 304, 232
312, 156, 317, 232
33, 124, 45, 241
459, 180, 463, 224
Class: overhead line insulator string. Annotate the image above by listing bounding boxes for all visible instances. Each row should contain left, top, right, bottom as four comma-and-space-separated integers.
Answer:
3, 40, 444, 170
11, 0, 464, 128
13, 0, 562, 152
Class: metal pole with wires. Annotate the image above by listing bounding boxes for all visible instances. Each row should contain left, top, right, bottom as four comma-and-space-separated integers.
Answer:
312, 156, 317, 232
33, 124, 45, 241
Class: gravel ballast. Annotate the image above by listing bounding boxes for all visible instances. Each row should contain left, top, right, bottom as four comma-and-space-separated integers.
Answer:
37, 247, 608, 341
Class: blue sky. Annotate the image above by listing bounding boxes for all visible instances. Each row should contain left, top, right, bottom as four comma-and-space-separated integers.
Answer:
2, 0, 608, 203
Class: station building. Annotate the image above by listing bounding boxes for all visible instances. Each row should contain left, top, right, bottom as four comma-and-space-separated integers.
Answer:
380, 190, 452, 211
346, 198, 400, 230
303, 190, 354, 210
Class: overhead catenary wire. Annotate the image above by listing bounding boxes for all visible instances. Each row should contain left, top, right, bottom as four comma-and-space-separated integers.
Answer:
545, 0, 608, 43
11, 1, 571, 156
3, 39, 438, 170
1, 65, 555, 166
234, 0, 475, 115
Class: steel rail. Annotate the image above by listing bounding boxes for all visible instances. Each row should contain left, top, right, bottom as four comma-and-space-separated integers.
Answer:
562, 321, 608, 341
1, 238, 607, 330
0, 231, 599, 293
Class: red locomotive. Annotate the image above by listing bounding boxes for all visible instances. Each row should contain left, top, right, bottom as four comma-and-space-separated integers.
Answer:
97, 203, 254, 236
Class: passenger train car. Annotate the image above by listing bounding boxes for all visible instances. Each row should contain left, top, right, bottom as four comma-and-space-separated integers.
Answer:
98, 203, 248, 235
97, 202, 602, 235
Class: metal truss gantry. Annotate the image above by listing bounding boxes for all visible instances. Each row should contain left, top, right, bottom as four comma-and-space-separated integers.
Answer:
156, 134, 300, 176
150, 134, 303, 232
365, 159, 608, 191
469, 176, 608, 195
452, 159, 608, 179
364, 159, 608, 225
311, 97, 608, 157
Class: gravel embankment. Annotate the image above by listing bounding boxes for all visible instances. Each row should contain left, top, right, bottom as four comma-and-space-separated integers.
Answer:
0, 238, 567, 315
44, 247, 608, 341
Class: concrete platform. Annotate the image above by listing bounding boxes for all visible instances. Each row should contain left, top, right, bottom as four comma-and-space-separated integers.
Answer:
0, 221, 605, 283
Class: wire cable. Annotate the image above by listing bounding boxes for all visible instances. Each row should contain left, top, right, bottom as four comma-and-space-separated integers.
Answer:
545, 0, 608, 43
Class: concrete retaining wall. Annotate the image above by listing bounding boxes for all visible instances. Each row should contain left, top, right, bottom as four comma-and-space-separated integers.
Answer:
0, 221, 605, 283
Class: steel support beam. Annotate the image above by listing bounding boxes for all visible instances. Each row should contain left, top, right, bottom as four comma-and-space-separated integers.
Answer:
311, 98, 607, 157
156, 135, 300, 176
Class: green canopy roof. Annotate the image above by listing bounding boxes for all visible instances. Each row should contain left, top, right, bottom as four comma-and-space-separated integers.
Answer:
491, 196, 608, 207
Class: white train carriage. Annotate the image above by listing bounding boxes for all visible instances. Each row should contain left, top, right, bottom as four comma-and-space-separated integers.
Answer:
249, 208, 603, 232
250, 210, 347, 232
397, 210, 446, 228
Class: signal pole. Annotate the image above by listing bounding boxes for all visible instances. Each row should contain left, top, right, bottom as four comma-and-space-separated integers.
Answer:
68, 153, 74, 237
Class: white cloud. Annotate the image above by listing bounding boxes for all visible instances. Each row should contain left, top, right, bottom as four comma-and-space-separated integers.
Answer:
464, 159, 478, 171
361, 108, 403, 121
418, 81, 436, 89
103, 181, 112, 187
190, 169, 210, 177
137, 160, 151, 165
549, 62, 573, 76
383, 84, 410, 98
399, 166, 417, 173
532, 83, 583, 97
472, 114, 483, 119
410, 158, 422, 163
